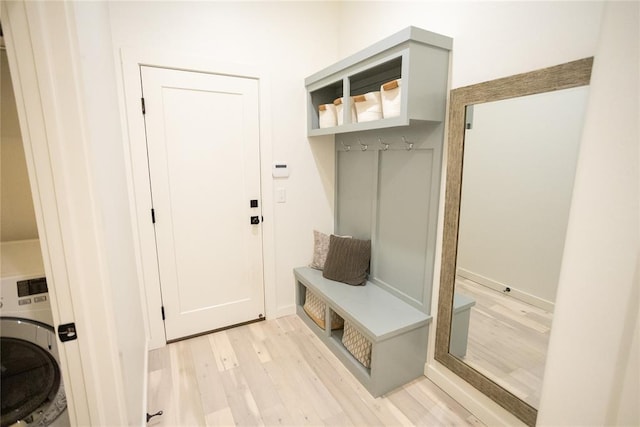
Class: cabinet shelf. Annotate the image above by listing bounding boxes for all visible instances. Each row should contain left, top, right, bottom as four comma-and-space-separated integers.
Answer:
305, 26, 452, 136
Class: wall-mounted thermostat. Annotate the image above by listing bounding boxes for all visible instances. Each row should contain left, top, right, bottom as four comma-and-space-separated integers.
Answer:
272, 162, 289, 178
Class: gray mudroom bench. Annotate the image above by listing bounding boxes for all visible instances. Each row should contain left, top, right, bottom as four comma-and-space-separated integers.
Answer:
294, 266, 431, 397
296, 25, 453, 398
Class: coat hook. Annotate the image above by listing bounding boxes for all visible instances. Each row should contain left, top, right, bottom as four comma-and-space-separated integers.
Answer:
358, 138, 368, 151
341, 140, 351, 152
402, 136, 413, 151
379, 137, 389, 151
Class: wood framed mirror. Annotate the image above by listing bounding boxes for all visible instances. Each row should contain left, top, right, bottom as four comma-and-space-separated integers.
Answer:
435, 57, 593, 427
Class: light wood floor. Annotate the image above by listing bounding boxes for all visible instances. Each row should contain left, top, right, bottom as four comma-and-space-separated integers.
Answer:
147, 315, 484, 426
455, 277, 553, 409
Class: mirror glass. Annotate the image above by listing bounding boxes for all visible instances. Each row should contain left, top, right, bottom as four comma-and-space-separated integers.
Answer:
449, 86, 590, 409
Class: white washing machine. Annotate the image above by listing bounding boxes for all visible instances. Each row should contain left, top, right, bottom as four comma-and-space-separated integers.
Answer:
1, 240, 69, 427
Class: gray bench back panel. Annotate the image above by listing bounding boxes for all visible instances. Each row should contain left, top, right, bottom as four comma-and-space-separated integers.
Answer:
374, 149, 434, 307
335, 123, 443, 314
336, 150, 375, 240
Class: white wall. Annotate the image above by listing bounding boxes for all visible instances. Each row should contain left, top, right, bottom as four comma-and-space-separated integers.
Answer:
108, 1, 339, 317
0, 50, 38, 241
537, 1, 639, 424
457, 87, 589, 307
336, 1, 604, 89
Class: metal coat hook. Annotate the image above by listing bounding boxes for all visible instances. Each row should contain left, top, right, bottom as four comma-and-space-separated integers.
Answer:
402, 136, 413, 151
379, 137, 389, 151
358, 138, 368, 151
340, 140, 351, 152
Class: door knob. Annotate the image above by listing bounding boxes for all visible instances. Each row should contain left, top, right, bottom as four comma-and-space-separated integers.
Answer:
58, 323, 78, 342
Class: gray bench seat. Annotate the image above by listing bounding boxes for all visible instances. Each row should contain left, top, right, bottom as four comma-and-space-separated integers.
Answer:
294, 266, 431, 397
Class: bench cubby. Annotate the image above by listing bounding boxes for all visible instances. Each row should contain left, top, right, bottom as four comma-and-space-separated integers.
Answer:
294, 266, 431, 397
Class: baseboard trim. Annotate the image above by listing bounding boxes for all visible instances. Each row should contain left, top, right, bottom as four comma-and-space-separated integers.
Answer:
275, 304, 296, 318
140, 339, 149, 426
425, 361, 526, 426
457, 268, 555, 313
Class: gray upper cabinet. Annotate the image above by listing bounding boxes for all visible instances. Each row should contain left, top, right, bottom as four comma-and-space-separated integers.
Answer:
305, 26, 452, 136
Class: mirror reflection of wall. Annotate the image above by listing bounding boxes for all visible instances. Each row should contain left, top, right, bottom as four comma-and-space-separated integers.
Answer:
451, 86, 590, 409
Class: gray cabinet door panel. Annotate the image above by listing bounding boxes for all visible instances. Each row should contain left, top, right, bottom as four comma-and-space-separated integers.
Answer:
335, 122, 443, 314
336, 150, 376, 239
373, 149, 434, 307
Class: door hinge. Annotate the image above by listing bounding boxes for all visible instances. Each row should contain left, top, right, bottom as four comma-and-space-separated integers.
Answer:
151, 208, 156, 224
141, 97, 146, 115
161, 306, 165, 320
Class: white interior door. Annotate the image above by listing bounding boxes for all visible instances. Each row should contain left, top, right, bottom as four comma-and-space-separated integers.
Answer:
141, 66, 264, 341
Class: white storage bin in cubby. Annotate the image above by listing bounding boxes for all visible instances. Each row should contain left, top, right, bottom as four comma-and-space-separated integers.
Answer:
334, 97, 356, 126
381, 79, 402, 118
318, 104, 337, 128
353, 91, 382, 123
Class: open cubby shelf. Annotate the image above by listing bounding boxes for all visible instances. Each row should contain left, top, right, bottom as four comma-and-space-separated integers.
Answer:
328, 309, 372, 375
305, 26, 452, 136
328, 332, 372, 377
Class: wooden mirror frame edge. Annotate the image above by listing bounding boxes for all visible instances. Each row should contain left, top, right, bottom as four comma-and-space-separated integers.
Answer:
434, 57, 594, 427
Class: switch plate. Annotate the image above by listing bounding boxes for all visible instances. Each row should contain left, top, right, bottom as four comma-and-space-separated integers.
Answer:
276, 188, 286, 203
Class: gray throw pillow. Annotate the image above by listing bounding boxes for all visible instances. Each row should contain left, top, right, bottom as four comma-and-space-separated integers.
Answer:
322, 235, 371, 286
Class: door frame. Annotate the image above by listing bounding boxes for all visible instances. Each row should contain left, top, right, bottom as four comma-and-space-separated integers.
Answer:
117, 48, 276, 349
1, 1, 129, 425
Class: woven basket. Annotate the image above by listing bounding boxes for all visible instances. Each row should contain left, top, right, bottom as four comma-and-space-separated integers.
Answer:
303, 290, 344, 330
342, 320, 372, 368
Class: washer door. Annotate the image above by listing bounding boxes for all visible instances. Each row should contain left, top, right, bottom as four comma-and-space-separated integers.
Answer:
0, 318, 66, 427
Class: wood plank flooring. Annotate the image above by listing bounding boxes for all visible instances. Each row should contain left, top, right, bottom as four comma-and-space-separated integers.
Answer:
455, 277, 553, 409
147, 315, 484, 426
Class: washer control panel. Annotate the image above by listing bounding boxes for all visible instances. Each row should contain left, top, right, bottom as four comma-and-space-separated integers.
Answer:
1, 275, 53, 324
17, 277, 48, 297
0, 240, 52, 325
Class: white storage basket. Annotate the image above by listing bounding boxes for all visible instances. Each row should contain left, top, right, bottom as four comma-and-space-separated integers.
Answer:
334, 97, 356, 126
318, 103, 337, 128
353, 91, 382, 123
381, 79, 402, 118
